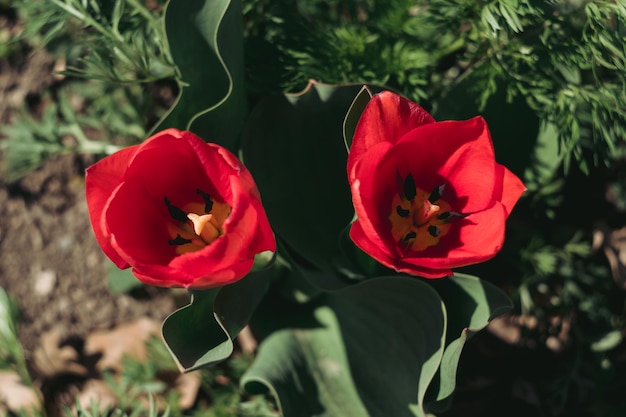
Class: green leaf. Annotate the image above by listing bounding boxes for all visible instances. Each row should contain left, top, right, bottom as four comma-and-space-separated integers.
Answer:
242, 276, 447, 417
499, 3, 523, 33
161, 271, 270, 372
591, 330, 623, 352
424, 274, 512, 413
481, 7, 501, 33
152, 0, 246, 152
241, 81, 367, 288
523, 122, 561, 190
107, 264, 143, 294
0, 287, 18, 345
343, 86, 372, 151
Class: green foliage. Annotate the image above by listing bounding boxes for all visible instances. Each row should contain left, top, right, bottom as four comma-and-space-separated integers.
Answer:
151, 0, 248, 153
242, 275, 511, 417
2, 1, 173, 181
243, 0, 436, 98
242, 82, 361, 290
65, 396, 170, 417
0, 288, 31, 386
244, 0, 626, 171
13, 0, 174, 82
107, 336, 273, 417
1, 83, 147, 181
423, 0, 626, 171
162, 271, 270, 372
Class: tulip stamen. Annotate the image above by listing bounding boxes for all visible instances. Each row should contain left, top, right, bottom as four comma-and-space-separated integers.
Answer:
187, 213, 221, 244
437, 211, 467, 222
196, 189, 214, 213
164, 197, 188, 223
390, 175, 463, 254
164, 191, 231, 254
168, 234, 192, 246
396, 205, 410, 218
403, 173, 417, 201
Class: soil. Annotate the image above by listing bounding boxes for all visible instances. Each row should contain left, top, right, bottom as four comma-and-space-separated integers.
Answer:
0, 153, 175, 358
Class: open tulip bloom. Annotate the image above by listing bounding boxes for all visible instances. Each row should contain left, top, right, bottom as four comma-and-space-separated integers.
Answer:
85, 129, 275, 290
347, 91, 526, 278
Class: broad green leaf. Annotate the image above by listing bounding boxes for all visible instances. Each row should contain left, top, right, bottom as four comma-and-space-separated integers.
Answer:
106, 264, 143, 294
424, 274, 512, 413
241, 81, 368, 289
161, 271, 270, 372
343, 86, 373, 151
152, 0, 246, 152
242, 276, 447, 417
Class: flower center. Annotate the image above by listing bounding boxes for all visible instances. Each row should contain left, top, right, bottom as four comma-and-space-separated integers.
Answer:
389, 173, 466, 254
164, 189, 231, 255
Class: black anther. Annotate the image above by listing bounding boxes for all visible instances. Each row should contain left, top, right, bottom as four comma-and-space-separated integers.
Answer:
396, 205, 410, 218
164, 197, 189, 223
403, 174, 417, 201
428, 184, 446, 203
428, 225, 440, 237
196, 189, 214, 213
168, 234, 192, 246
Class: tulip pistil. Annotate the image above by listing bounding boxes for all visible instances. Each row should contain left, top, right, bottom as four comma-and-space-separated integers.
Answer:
165, 190, 231, 254
390, 174, 466, 254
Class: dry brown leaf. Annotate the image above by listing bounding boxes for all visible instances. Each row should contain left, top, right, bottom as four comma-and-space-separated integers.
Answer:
237, 325, 257, 354
33, 328, 87, 377
174, 371, 202, 410
488, 315, 522, 345
68, 379, 117, 415
0, 370, 42, 416
593, 223, 626, 288
84, 317, 160, 373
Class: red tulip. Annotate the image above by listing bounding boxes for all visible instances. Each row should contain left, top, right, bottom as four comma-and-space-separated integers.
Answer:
347, 91, 525, 278
86, 129, 275, 289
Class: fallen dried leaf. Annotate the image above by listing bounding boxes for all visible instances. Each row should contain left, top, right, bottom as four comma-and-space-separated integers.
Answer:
593, 223, 626, 288
488, 315, 521, 345
0, 370, 42, 416
237, 325, 257, 354
174, 371, 202, 410
84, 317, 160, 373
34, 328, 87, 377
70, 379, 117, 414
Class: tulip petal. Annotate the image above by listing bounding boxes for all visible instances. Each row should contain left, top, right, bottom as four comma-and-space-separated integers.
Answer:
125, 133, 215, 205
349, 219, 394, 268
351, 220, 453, 278
349, 141, 398, 256
392, 117, 497, 213
410, 202, 508, 270
105, 176, 175, 266
85, 145, 139, 269
347, 91, 434, 175
494, 164, 526, 216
